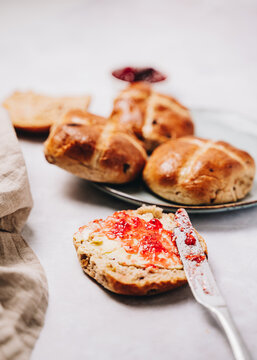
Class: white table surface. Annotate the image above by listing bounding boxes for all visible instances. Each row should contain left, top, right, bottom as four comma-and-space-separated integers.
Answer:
1, 1, 257, 359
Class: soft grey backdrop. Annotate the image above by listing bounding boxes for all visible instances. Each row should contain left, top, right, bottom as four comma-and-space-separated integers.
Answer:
0, 1, 256, 359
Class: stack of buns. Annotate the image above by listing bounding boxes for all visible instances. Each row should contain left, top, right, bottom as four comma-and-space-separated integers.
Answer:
3, 81, 255, 296
4, 82, 255, 205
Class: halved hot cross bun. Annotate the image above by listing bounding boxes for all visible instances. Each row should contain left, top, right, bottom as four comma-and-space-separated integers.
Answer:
143, 136, 255, 205
110, 82, 194, 152
44, 110, 147, 184
73, 206, 207, 295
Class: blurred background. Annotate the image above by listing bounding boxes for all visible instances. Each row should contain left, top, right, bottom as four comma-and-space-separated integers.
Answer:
0, 0, 256, 118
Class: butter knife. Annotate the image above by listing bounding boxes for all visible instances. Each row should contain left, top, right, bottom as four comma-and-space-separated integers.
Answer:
174, 208, 251, 360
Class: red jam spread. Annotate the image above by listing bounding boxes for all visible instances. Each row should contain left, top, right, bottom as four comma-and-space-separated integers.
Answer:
185, 254, 206, 264
81, 210, 181, 268
112, 67, 167, 83
175, 208, 206, 265
185, 233, 196, 246
175, 208, 197, 246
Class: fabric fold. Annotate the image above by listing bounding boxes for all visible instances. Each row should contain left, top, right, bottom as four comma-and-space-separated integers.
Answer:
0, 110, 48, 360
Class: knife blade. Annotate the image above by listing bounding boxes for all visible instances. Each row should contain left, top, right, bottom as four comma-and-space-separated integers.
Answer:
174, 208, 251, 360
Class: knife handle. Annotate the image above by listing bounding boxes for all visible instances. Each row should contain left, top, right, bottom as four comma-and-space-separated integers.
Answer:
210, 306, 251, 360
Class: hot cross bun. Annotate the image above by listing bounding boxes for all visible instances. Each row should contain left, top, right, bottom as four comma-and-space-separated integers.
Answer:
110, 82, 194, 152
44, 110, 147, 184
143, 136, 255, 205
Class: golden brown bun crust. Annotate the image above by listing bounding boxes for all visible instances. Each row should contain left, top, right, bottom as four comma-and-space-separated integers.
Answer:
44, 110, 147, 184
3, 91, 91, 132
73, 206, 207, 296
110, 82, 194, 152
143, 136, 256, 205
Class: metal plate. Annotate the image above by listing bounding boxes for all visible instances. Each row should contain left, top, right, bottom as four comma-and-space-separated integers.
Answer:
93, 109, 257, 213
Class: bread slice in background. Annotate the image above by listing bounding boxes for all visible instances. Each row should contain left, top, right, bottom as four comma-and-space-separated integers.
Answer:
73, 206, 207, 296
3, 91, 91, 132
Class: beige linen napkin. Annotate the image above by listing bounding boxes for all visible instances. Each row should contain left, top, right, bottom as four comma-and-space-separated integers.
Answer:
0, 113, 48, 360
